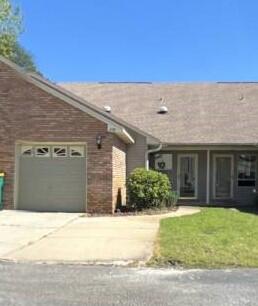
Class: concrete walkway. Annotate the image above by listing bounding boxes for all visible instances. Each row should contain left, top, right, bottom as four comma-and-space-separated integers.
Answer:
0, 207, 200, 264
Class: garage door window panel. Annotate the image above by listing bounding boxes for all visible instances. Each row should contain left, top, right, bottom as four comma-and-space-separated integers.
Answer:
70, 146, 84, 157
35, 147, 50, 157
21, 146, 33, 157
53, 146, 67, 158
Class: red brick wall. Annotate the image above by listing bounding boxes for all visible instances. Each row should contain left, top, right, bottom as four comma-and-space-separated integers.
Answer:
0, 61, 122, 214
112, 137, 126, 212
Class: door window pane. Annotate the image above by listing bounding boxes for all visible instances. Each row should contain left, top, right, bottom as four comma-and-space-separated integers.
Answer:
238, 154, 256, 187
179, 156, 196, 198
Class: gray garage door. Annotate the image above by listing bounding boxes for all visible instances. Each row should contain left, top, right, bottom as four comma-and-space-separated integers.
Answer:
17, 144, 86, 212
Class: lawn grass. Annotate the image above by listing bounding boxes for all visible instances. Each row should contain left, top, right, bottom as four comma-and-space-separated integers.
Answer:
150, 208, 258, 268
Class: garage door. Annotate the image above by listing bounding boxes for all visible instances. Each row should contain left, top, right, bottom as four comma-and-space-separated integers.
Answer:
17, 144, 86, 212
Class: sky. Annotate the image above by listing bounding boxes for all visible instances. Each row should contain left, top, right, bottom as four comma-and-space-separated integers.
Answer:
14, 0, 258, 82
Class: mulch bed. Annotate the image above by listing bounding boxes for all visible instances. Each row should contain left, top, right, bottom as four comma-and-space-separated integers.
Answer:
85, 206, 179, 217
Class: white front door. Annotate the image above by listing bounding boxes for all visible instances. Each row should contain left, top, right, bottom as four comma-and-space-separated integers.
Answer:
177, 154, 198, 199
213, 155, 234, 199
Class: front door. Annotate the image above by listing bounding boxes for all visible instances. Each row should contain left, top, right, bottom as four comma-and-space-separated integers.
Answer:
178, 154, 198, 199
214, 155, 233, 199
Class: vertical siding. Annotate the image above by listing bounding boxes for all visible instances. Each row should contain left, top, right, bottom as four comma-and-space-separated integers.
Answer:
126, 129, 147, 177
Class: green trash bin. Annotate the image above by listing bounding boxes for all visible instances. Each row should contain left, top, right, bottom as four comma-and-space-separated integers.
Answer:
0, 172, 5, 210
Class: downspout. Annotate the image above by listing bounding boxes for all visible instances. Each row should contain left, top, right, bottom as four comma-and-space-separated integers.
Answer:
253, 144, 258, 195
145, 143, 163, 170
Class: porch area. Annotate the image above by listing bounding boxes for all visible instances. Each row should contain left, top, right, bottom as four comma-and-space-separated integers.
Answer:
150, 146, 258, 206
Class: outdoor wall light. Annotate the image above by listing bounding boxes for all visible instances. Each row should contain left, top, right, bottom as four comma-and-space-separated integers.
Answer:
96, 135, 102, 149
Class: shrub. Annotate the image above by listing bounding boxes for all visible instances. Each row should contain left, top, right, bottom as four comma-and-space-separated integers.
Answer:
166, 191, 179, 208
127, 168, 172, 210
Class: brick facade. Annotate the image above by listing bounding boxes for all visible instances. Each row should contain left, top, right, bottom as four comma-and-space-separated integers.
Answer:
112, 137, 126, 212
0, 60, 127, 214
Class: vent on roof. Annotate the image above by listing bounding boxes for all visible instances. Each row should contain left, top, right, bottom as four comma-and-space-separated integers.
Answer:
158, 97, 168, 114
239, 94, 244, 101
104, 105, 112, 113
158, 105, 168, 114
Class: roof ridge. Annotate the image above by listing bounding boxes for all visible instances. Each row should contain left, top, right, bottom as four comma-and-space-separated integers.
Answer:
58, 81, 258, 85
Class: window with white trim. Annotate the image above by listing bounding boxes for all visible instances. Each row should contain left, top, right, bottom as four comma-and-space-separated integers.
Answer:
237, 154, 256, 187
53, 146, 67, 157
35, 147, 50, 157
154, 153, 172, 170
21, 146, 33, 156
70, 146, 84, 157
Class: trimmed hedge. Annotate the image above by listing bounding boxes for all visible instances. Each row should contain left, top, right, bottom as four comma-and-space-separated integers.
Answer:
127, 168, 174, 210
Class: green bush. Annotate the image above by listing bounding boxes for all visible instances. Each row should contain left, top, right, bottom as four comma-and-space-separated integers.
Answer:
166, 191, 179, 208
127, 168, 172, 210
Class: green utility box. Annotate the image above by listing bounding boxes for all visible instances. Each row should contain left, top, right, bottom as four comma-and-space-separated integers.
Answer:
0, 172, 5, 210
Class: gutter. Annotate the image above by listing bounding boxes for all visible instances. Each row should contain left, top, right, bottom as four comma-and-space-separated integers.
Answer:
108, 125, 135, 144
145, 143, 163, 170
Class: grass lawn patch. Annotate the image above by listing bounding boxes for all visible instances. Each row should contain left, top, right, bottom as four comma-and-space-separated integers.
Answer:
150, 208, 258, 268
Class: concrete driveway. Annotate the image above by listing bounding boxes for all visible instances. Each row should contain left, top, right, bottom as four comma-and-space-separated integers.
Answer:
0, 210, 81, 258
0, 207, 199, 264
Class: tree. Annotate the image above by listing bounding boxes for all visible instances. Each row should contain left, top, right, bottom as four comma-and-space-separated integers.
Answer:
0, 0, 39, 73
0, 33, 16, 58
10, 41, 38, 73
0, 0, 21, 57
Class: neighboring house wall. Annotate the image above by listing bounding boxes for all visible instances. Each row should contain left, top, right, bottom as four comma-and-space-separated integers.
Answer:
126, 129, 147, 176
0, 61, 124, 214
112, 137, 126, 212
150, 149, 258, 206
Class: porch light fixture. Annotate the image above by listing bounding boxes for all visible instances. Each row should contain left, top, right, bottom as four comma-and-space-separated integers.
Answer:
96, 135, 102, 149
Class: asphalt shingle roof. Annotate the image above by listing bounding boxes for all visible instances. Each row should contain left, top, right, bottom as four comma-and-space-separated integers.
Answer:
59, 82, 258, 145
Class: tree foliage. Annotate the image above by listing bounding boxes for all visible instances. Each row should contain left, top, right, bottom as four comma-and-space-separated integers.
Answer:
0, 0, 39, 73
0, 0, 21, 57
0, 0, 21, 36
10, 41, 38, 73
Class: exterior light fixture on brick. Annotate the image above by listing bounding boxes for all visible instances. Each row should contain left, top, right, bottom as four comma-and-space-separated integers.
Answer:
96, 135, 102, 149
